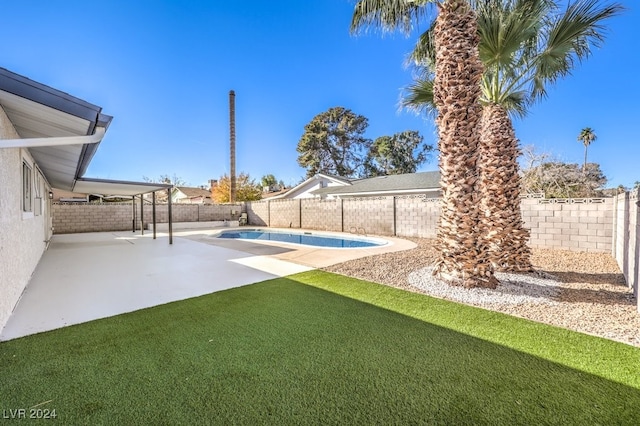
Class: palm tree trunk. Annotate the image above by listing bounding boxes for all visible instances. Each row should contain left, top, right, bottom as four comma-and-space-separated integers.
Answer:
479, 104, 532, 272
583, 144, 588, 172
229, 90, 237, 203
432, 0, 497, 288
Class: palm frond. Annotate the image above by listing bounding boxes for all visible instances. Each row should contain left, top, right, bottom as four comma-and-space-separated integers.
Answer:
497, 90, 529, 119
401, 0, 622, 120
476, 0, 547, 70
533, 0, 624, 100
408, 20, 437, 67
401, 77, 437, 119
350, 0, 433, 35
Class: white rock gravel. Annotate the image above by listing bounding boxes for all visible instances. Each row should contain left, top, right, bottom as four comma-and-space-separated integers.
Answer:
408, 268, 561, 307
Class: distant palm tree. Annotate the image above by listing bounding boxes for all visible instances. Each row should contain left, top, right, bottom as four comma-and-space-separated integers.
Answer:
403, 0, 621, 272
578, 127, 597, 172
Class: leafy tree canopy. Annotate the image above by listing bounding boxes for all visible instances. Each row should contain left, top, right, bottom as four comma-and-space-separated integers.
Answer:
364, 130, 433, 177
261, 174, 277, 188
212, 172, 262, 203
297, 107, 371, 178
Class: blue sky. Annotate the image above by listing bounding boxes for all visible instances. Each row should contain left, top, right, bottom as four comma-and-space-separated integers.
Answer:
2, 1, 638, 188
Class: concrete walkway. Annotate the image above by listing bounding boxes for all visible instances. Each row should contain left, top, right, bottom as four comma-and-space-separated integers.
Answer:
0, 231, 312, 341
0, 229, 415, 341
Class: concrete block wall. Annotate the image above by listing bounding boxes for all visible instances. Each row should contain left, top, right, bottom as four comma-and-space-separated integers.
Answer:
198, 204, 243, 222
54, 198, 620, 254
614, 194, 628, 270
52, 203, 243, 234
53, 203, 132, 233
246, 201, 269, 226
521, 198, 613, 253
301, 199, 342, 231
343, 197, 394, 236
395, 196, 440, 238
166, 204, 198, 223
245, 197, 617, 252
629, 192, 639, 298
158, 204, 243, 224
613, 191, 640, 303
269, 199, 301, 228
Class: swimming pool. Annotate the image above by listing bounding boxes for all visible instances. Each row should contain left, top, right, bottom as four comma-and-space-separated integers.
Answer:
216, 229, 386, 248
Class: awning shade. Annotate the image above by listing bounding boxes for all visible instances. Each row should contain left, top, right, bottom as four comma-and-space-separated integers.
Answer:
73, 178, 172, 197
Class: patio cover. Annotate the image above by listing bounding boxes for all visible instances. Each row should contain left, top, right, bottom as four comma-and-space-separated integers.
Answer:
74, 178, 175, 244
0, 67, 175, 243
74, 178, 171, 197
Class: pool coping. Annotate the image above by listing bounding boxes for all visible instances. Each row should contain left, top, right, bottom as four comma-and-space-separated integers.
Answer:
176, 226, 417, 268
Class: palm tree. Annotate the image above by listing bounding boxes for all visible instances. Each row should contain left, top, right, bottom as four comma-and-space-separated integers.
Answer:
403, 0, 622, 272
229, 90, 237, 203
353, 0, 497, 288
578, 127, 597, 172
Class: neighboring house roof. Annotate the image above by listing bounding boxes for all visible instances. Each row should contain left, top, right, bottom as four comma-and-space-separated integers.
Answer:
174, 187, 212, 199
269, 173, 352, 200
260, 188, 290, 199
312, 171, 441, 198
320, 174, 352, 185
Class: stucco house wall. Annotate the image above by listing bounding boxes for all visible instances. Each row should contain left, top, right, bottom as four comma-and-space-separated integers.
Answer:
0, 106, 51, 331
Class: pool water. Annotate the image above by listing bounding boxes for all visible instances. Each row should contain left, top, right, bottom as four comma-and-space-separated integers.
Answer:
217, 229, 384, 248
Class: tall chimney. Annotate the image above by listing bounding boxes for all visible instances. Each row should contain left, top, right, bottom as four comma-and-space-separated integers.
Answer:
229, 90, 236, 203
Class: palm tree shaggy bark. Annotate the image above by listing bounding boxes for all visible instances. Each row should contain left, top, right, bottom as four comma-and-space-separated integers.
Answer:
432, 0, 497, 288
479, 104, 532, 272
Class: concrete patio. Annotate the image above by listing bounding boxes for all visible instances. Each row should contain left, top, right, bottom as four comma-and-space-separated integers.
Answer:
0, 229, 414, 341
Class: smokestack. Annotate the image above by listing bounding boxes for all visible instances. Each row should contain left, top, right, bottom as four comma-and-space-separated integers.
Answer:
229, 90, 236, 203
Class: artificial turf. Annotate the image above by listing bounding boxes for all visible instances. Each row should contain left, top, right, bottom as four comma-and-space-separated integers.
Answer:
1, 270, 639, 424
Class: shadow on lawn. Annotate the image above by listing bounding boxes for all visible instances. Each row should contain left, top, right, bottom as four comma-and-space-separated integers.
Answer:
1, 274, 639, 424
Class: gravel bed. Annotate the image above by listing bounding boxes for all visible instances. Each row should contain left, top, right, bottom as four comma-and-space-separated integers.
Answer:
408, 269, 562, 306
324, 238, 640, 347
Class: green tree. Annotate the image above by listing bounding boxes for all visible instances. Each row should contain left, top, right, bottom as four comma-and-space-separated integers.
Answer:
353, 0, 497, 287
364, 130, 433, 176
578, 127, 597, 172
297, 107, 371, 179
261, 174, 277, 188
401, 0, 621, 272
211, 172, 262, 203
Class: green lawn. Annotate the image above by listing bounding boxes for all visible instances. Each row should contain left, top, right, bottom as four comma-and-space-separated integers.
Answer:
1, 270, 639, 424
